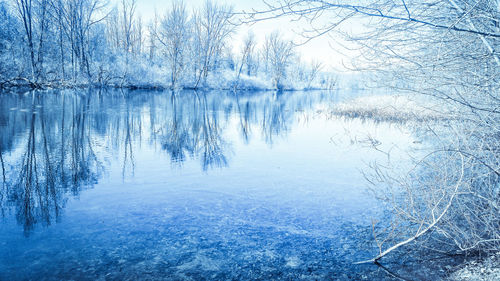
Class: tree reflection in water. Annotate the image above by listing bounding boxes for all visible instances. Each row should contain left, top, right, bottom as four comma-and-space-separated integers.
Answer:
0, 89, 332, 234
162, 92, 195, 164
0, 91, 103, 235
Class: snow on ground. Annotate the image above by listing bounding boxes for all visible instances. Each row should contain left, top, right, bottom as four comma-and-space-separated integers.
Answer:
332, 94, 448, 122
449, 253, 500, 281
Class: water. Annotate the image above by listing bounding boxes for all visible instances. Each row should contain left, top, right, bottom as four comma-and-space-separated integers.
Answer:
0, 89, 420, 280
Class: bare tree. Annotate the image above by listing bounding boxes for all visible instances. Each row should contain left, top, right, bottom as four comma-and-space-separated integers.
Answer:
307, 60, 322, 89
146, 12, 159, 62
132, 14, 143, 55
263, 31, 294, 90
234, 31, 256, 89
35, 0, 49, 80
51, 0, 67, 80
120, 0, 136, 55
55, 0, 108, 81
105, 6, 120, 51
192, 0, 235, 88
0, 1, 21, 82
154, 0, 190, 88
15, 0, 37, 80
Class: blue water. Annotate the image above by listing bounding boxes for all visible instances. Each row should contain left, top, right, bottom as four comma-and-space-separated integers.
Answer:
0, 89, 420, 280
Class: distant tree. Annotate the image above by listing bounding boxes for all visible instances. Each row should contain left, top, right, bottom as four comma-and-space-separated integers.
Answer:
154, 0, 190, 88
234, 31, 256, 89
263, 31, 294, 90
307, 60, 322, 89
105, 7, 121, 51
51, 0, 68, 80
192, 0, 235, 88
132, 14, 143, 55
14, 0, 38, 80
0, 2, 21, 81
54, 0, 108, 81
120, 0, 136, 55
146, 13, 159, 63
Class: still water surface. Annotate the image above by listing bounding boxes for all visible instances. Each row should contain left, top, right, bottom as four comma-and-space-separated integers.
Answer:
0, 89, 419, 280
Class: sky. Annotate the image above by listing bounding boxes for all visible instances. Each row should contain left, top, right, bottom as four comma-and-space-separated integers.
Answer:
115, 0, 358, 72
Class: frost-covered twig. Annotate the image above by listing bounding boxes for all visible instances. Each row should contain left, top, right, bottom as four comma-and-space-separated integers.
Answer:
355, 153, 465, 264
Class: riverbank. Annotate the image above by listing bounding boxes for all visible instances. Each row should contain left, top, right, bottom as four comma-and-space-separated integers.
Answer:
0, 70, 336, 93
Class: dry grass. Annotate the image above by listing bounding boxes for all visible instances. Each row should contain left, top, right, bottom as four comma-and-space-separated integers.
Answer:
332, 94, 449, 122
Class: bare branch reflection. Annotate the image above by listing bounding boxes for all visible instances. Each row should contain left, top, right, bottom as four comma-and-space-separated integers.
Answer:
0, 89, 329, 233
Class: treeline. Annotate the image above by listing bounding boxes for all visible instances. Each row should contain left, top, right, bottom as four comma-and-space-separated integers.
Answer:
0, 0, 336, 90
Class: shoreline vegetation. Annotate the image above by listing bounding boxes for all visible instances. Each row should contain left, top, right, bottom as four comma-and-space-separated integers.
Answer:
0, 0, 336, 93
0, 74, 335, 92
331, 94, 451, 123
